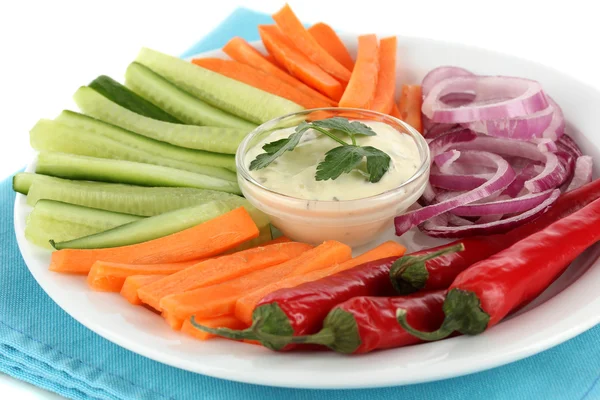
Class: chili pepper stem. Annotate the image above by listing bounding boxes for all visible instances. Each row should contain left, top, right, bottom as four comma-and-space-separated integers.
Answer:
395, 288, 490, 341
290, 327, 336, 346
389, 243, 465, 293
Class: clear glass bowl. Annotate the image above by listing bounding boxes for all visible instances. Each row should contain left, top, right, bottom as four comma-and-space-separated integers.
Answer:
236, 108, 431, 247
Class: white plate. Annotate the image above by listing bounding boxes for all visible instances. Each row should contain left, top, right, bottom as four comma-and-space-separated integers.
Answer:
14, 34, 600, 389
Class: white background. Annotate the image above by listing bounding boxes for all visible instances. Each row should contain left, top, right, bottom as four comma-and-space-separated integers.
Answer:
1, 0, 598, 398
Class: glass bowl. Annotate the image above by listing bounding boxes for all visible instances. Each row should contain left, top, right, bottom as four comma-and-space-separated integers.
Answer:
236, 108, 431, 247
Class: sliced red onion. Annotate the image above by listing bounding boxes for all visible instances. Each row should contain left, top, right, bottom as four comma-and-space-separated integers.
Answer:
394, 151, 516, 236
501, 163, 541, 197
566, 156, 594, 191
451, 189, 556, 216
558, 134, 583, 158
524, 151, 571, 192
475, 214, 504, 224
422, 76, 549, 124
422, 66, 474, 97
421, 182, 437, 205
465, 104, 554, 140
532, 138, 558, 153
418, 189, 561, 238
541, 97, 566, 140
430, 173, 489, 191
447, 213, 475, 226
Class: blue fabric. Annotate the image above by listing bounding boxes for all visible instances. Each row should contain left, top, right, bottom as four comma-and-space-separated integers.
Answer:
1, 7, 599, 400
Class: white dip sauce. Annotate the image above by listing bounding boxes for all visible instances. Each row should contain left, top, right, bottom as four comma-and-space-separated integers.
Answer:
244, 120, 421, 201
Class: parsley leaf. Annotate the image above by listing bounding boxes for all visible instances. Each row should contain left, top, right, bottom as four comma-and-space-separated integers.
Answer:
362, 146, 392, 183
315, 146, 366, 181
249, 122, 311, 170
311, 117, 376, 137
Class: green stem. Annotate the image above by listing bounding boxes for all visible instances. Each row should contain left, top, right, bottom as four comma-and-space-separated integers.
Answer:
311, 126, 349, 147
396, 309, 456, 341
407, 243, 466, 265
289, 327, 336, 346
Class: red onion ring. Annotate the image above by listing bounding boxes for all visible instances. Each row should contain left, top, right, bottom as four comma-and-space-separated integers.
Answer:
566, 156, 593, 191
422, 66, 475, 97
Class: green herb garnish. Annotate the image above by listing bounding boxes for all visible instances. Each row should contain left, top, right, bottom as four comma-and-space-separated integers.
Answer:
249, 117, 391, 183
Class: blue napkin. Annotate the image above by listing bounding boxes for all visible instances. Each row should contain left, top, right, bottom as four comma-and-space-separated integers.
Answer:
1, 7, 599, 400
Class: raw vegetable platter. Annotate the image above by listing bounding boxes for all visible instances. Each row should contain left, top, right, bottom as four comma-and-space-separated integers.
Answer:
13, 9, 600, 389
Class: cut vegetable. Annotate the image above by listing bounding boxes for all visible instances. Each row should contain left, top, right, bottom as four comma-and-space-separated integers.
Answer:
191, 58, 332, 109
25, 200, 142, 249
398, 84, 424, 134
370, 36, 397, 114
30, 120, 237, 181
49, 207, 259, 274
259, 25, 344, 101
181, 315, 248, 340
52, 201, 236, 250
158, 240, 352, 323
56, 111, 236, 171
124, 62, 254, 129
87, 259, 201, 292
74, 86, 250, 154
135, 47, 303, 124
121, 275, 167, 305
35, 151, 241, 194
272, 5, 351, 83
137, 242, 313, 311
234, 240, 406, 324
339, 34, 379, 109
89, 75, 181, 123
222, 37, 337, 106
12, 172, 36, 195
308, 23, 354, 71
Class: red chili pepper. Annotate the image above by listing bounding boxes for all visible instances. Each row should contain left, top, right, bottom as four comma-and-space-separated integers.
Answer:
390, 177, 600, 294
190, 244, 463, 350
396, 195, 600, 340
288, 291, 446, 354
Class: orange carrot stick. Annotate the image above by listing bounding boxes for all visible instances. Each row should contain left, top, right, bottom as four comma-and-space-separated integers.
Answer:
87, 259, 202, 292
390, 102, 402, 119
307, 23, 354, 71
260, 236, 292, 246
398, 84, 424, 134
121, 275, 168, 305
272, 4, 351, 83
234, 241, 406, 324
339, 34, 379, 109
181, 315, 248, 340
222, 37, 337, 106
137, 242, 313, 311
191, 58, 331, 109
49, 207, 259, 275
159, 240, 352, 324
370, 36, 398, 114
259, 25, 345, 101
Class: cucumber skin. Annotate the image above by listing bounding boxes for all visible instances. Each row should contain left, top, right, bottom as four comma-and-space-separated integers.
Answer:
34, 152, 242, 195
30, 119, 237, 182
89, 75, 182, 123
125, 62, 257, 130
136, 47, 304, 124
56, 111, 236, 171
74, 86, 250, 155
13, 172, 36, 195
52, 201, 234, 250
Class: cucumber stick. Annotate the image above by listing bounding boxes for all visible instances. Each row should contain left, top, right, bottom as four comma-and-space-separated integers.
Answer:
23, 174, 266, 226
25, 200, 142, 249
89, 75, 181, 123
135, 47, 304, 124
30, 119, 236, 181
34, 152, 241, 194
74, 86, 250, 154
52, 200, 233, 250
55, 111, 236, 171
13, 172, 36, 194
125, 62, 256, 129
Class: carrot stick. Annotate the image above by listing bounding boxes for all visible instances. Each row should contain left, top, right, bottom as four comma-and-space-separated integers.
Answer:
259, 25, 345, 101
121, 275, 168, 305
272, 4, 351, 83
49, 207, 259, 275
234, 241, 406, 324
87, 259, 202, 292
370, 36, 398, 114
222, 37, 337, 106
260, 236, 292, 246
191, 58, 332, 109
339, 34, 379, 109
398, 84, 424, 134
181, 315, 248, 340
159, 240, 352, 324
307, 23, 354, 71
137, 242, 313, 311
390, 103, 402, 119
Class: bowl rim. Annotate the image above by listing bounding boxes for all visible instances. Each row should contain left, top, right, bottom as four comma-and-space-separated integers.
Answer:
235, 107, 431, 204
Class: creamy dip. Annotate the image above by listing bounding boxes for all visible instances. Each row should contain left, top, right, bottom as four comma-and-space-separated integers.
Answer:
244, 120, 422, 201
